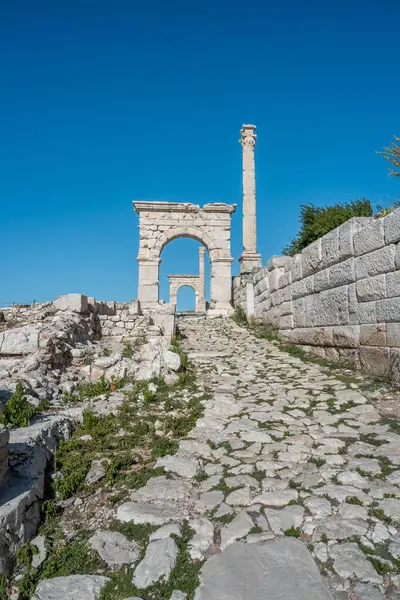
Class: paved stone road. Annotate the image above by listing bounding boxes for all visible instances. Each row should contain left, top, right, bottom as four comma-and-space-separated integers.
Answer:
41, 316, 400, 599
197, 316, 400, 596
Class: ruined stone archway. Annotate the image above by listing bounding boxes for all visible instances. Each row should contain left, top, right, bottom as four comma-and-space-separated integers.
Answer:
133, 201, 236, 314
168, 277, 201, 312
168, 247, 207, 313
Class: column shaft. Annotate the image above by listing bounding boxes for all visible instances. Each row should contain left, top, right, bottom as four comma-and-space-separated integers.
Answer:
239, 124, 261, 273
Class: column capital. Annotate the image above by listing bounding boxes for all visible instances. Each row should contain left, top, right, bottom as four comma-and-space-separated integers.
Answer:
239, 124, 257, 149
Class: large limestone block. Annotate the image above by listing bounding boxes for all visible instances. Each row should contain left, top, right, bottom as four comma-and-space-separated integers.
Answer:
254, 276, 268, 296
384, 207, 400, 245
0, 326, 39, 355
356, 274, 387, 302
356, 246, 396, 279
268, 268, 281, 293
348, 282, 359, 325
360, 324, 387, 346
253, 267, 268, 285
314, 269, 330, 293
291, 253, 302, 282
332, 326, 360, 348
270, 289, 284, 307
54, 294, 88, 314
360, 346, 391, 375
386, 271, 400, 298
292, 275, 314, 300
376, 298, 400, 323
267, 256, 291, 270
354, 218, 385, 256
293, 297, 306, 328
321, 228, 340, 268
194, 540, 333, 600
301, 239, 322, 277
329, 257, 356, 288
338, 217, 373, 261
387, 323, 400, 347
279, 271, 291, 289
307, 286, 349, 327
359, 301, 377, 324
279, 314, 294, 329
280, 300, 293, 317
33, 575, 110, 600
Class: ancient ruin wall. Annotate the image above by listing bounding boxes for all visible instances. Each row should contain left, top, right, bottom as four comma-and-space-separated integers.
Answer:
233, 207, 400, 377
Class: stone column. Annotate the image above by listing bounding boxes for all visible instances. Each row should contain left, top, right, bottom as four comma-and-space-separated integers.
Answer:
197, 247, 206, 312
209, 257, 234, 314
239, 124, 261, 273
137, 258, 160, 307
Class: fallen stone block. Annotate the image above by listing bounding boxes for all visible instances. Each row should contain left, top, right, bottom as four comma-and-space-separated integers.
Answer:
54, 294, 88, 314
0, 325, 39, 355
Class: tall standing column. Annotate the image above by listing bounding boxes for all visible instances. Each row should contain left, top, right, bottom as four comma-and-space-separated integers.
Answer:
197, 246, 206, 312
239, 124, 261, 273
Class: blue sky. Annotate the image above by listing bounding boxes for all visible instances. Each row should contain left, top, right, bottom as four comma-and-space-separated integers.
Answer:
1, 0, 399, 310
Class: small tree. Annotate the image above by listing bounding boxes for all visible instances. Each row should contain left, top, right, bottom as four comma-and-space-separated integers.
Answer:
283, 198, 373, 256
378, 136, 400, 178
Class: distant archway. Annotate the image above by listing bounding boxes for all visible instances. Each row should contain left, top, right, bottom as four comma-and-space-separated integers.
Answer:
176, 284, 197, 313
133, 201, 236, 314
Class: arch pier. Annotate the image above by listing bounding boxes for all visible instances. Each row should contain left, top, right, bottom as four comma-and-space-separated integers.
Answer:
133, 201, 236, 315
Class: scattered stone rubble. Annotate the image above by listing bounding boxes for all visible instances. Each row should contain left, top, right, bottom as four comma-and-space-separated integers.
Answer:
0, 294, 176, 408
0, 293, 181, 577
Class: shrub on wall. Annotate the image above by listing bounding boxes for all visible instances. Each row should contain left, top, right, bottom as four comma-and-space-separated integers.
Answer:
283, 198, 373, 256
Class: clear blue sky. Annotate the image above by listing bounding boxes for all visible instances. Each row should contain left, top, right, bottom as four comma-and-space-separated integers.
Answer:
1, 0, 399, 310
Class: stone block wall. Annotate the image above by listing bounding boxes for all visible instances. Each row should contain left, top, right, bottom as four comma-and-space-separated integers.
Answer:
98, 301, 175, 342
233, 208, 400, 377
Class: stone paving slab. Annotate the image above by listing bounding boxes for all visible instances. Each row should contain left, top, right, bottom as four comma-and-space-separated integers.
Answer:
194, 540, 334, 600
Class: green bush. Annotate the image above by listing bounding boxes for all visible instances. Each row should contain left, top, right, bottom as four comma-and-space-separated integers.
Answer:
283, 198, 373, 256
0, 383, 37, 428
232, 306, 248, 326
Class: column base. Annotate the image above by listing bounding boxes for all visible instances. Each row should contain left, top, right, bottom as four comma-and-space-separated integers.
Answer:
239, 252, 262, 274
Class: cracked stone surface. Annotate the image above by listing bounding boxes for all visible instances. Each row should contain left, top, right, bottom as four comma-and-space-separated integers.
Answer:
194, 540, 334, 600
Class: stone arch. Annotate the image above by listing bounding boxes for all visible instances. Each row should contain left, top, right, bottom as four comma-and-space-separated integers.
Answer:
133, 201, 236, 314
157, 227, 218, 261
168, 273, 206, 313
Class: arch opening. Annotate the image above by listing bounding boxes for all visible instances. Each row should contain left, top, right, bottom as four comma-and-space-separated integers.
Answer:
160, 237, 209, 312
176, 285, 197, 313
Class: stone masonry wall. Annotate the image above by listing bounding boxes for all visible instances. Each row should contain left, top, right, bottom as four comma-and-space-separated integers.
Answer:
233, 207, 400, 377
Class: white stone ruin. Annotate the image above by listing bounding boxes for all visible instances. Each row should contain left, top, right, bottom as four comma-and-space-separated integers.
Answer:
168, 247, 207, 313
133, 124, 261, 315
